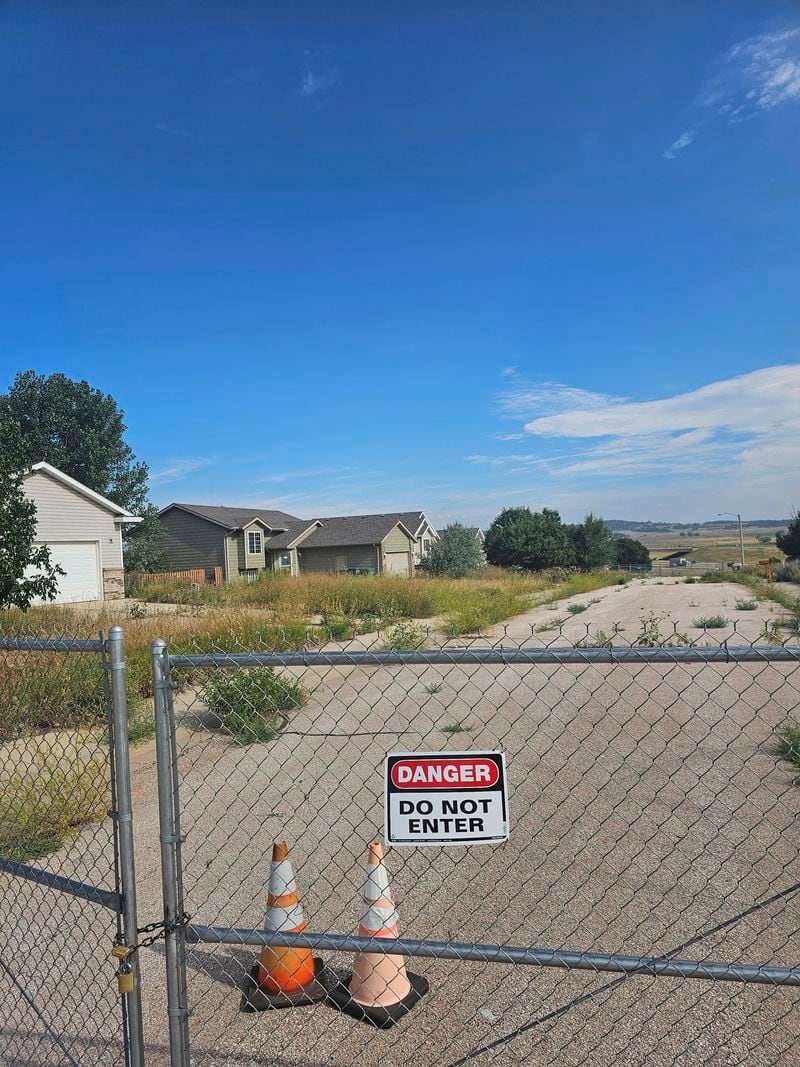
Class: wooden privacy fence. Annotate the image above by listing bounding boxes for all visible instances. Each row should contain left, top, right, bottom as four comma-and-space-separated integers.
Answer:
129, 567, 224, 588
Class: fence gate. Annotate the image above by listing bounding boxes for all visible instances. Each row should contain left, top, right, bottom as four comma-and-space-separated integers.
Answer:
0, 626, 143, 1067
151, 632, 800, 1067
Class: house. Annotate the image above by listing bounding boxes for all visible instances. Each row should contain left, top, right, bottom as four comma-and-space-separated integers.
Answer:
21, 462, 141, 603
387, 512, 439, 564
158, 504, 422, 578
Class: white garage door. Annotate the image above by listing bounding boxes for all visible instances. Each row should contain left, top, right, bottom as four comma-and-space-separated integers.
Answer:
384, 551, 410, 575
36, 542, 102, 604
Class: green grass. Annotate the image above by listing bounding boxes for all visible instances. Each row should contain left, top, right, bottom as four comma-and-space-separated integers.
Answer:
442, 721, 473, 734
0, 749, 108, 862
693, 615, 729, 629
201, 668, 305, 745
535, 617, 566, 633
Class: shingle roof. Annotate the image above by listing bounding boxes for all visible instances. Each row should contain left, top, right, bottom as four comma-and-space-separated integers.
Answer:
386, 511, 432, 537
263, 521, 320, 551
297, 514, 415, 549
164, 503, 301, 530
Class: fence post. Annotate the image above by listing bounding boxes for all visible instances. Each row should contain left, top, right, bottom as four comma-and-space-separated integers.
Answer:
151, 639, 191, 1067
107, 626, 145, 1067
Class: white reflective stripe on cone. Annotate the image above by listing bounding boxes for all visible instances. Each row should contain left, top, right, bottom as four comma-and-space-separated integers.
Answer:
265, 902, 305, 931
269, 860, 297, 896
360, 903, 399, 933
364, 863, 391, 901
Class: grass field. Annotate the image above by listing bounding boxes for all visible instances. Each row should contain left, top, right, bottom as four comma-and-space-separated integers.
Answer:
620, 525, 785, 565
0, 568, 626, 745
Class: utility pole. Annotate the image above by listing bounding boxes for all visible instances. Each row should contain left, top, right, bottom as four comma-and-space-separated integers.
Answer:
719, 512, 745, 568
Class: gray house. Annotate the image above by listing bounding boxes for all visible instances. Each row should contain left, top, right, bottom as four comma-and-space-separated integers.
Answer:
158, 504, 422, 579
21, 461, 141, 603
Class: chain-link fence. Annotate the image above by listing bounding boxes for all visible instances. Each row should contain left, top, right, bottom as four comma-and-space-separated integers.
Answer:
0, 627, 142, 1067
152, 614, 800, 1067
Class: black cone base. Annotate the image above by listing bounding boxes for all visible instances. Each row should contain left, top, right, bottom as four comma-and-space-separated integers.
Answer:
240, 957, 328, 1012
325, 971, 428, 1029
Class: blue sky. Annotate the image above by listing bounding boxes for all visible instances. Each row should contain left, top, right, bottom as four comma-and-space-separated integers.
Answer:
2, 2, 799, 525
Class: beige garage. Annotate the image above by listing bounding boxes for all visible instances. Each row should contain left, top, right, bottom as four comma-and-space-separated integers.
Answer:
22, 462, 141, 603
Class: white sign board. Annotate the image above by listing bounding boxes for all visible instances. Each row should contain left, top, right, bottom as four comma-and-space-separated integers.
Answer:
384, 751, 509, 847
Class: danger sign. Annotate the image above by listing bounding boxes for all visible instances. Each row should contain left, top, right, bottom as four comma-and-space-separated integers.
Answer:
385, 751, 509, 846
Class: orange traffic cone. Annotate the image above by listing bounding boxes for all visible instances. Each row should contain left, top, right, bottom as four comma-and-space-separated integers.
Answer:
241, 841, 327, 1012
327, 841, 428, 1028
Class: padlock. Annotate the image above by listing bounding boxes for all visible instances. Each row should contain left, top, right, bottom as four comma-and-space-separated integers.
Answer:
111, 944, 132, 960
117, 965, 135, 994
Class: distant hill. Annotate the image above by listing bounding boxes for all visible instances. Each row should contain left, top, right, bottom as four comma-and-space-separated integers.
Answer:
607, 519, 789, 532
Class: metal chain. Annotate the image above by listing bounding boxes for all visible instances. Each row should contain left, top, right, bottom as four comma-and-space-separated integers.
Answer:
114, 912, 191, 957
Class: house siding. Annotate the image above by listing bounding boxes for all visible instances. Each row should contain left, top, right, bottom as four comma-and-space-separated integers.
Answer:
225, 535, 241, 579
23, 469, 121, 567
298, 546, 379, 573
242, 522, 267, 571
161, 508, 225, 575
383, 526, 412, 553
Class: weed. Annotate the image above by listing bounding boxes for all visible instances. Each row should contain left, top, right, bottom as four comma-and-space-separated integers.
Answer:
536, 618, 566, 633
684, 577, 697, 584
566, 603, 588, 615
201, 668, 304, 745
611, 621, 626, 634
636, 612, 665, 646
693, 615, 729, 629
442, 721, 472, 734
423, 681, 443, 695
575, 630, 612, 648
735, 599, 758, 611
776, 720, 800, 774
689, 599, 700, 607
128, 602, 147, 620
0, 748, 108, 862
589, 597, 602, 605
761, 621, 783, 646
126, 702, 156, 745
380, 622, 428, 651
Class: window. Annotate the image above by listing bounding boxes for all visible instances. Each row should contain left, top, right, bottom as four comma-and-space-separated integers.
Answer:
280, 552, 291, 567
248, 531, 262, 555
423, 538, 431, 554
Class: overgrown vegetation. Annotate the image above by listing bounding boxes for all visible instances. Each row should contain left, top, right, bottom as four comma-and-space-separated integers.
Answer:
0, 749, 108, 861
201, 668, 305, 745
734, 599, 758, 611
693, 615, 729, 629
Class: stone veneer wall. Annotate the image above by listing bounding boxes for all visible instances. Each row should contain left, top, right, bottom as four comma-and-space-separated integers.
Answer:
102, 568, 125, 600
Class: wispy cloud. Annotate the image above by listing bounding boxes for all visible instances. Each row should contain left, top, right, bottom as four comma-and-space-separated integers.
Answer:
496, 374, 627, 420
662, 130, 695, 159
149, 458, 211, 486
298, 66, 339, 99
663, 23, 800, 158
520, 365, 800, 480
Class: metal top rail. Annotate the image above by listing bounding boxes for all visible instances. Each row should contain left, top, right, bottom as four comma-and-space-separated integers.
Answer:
187, 924, 800, 987
168, 644, 800, 669
0, 636, 106, 652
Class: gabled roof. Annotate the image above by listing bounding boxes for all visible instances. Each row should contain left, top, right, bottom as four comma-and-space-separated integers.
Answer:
25, 462, 142, 523
386, 511, 439, 539
160, 502, 301, 532
297, 514, 416, 550
263, 521, 322, 552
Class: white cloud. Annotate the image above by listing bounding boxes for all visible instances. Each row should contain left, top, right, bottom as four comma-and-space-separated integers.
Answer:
662, 23, 800, 156
515, 365, 800, 484
729, 28, 800, 111
662, 130, 695, 159
497, 377, 627, 419
149, 458, 211, 486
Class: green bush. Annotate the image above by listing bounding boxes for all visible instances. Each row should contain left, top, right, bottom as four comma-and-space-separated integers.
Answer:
201, 668, 305, 745
379, 622, 428, 650
566, 602, 588, 614
693, 615, 729, 629
775, 560, 800, 583
734, 599, 758, 611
